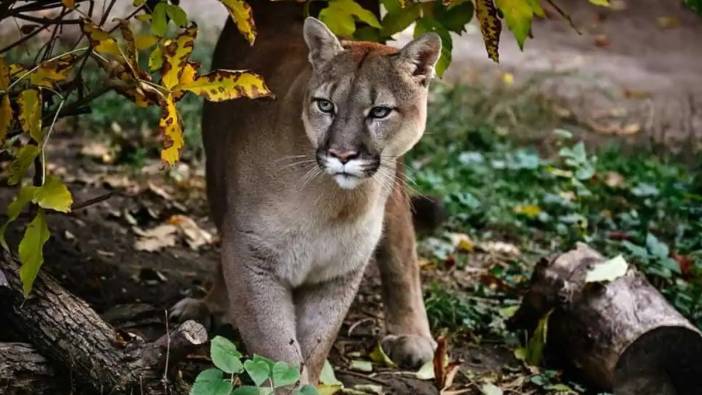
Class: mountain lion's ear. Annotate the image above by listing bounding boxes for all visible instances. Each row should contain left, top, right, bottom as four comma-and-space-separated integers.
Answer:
397, 33, 442, 86
303, 17, 343, 70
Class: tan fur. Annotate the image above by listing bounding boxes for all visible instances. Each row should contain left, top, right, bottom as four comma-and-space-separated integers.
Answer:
171, 9, 439, 385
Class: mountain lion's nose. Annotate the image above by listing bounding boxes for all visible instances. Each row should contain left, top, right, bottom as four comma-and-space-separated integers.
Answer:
327, 148, 359, 164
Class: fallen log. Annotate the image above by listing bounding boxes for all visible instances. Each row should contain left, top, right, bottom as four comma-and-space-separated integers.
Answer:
0, 342, 59, 394
511, 243, 702, 395
0, 251, 207, 394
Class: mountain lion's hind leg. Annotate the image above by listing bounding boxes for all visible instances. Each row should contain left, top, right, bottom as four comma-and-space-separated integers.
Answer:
375, 176, 436, 368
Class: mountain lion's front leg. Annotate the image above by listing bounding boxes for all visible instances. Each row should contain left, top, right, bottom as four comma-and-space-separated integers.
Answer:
295, 268, 365, 383
220, 235, 306, 381
375, 180, 436, 368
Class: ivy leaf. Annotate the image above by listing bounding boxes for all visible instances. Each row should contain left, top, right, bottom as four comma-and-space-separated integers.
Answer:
190, 368, 234, 395
495, 0, 539, 49
244, 359, 271, 386
210, 336, 244, 374
161, 24, 197, 90
0, 186, 37, 251
18, 89, 42, 143
320, 0, 381, 37
271, 361, 300, 388
176, 70, 271, 102
474, 0, 502, 62
646, 233, 669, 259
219, 0, 257, 45
231, 387, 260, 395
585, 255, 628, 283
8, 145, 40, 186
159, 94, 184, 166
19, 209, 50, 297
33, 176, 73, 213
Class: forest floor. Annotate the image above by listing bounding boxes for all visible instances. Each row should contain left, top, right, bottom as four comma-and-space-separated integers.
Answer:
1, 1, 701, 394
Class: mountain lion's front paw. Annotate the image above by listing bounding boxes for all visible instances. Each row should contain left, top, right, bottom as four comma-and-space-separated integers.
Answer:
381, 334, 436, 369
169, 297, 212, 329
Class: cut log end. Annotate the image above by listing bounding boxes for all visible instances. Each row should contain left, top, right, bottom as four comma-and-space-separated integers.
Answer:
615, 326, 702, 395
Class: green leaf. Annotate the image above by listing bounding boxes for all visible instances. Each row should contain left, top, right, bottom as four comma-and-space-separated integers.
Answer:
319, 0, 381, 37
151, 2, 168, 36
589, 0, 610, 6
18, 209, 50, 296
646, 233, 669, 258
434, 1, 474, 33
319, 360, 342, 386
231, 387, 259, 395
166, 4, 188, 27
148, 45, 163, 72
8, 145, 40, 186
520, 310, 551, 366
585, 255, 628, 283
495, 0, 538, 49
33, 176, 72, 213
380, 4, 420, 37
349, 360, 373, 372
0, 186, 37, 251
369, 341, 396, 368
210, 336, 244, 374
415, 360, 434, 380
271, 361, 300, 388
190, 368, 233, 395
293, 385, 319, 395
244, 359, 270, 387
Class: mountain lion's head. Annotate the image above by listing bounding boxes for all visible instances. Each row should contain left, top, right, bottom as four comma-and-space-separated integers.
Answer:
301, 17, 440, 190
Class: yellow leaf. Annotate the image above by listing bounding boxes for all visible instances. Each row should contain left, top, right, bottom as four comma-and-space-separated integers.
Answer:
160, 24, 197, 90
34, 176, 73, 213
19, 208, 51, 296
135, 34, 159, 50
369, 341, 397, 368
176, 69, 271, 102
159, 94, 184, 165
0, 56, 10, 89
62, 0, 76, 8
0, 94, 12, 143
219, 0, 256, 45
513, 204, 541, 219
474, 0, 502, 62
18, 90, 42, 143
82, 20, 121, 58
0, 185, 36, 251
172, 61, 199, 101
148, 45, 163, 72
29, 54, 76, 88
8, 145, 40, 185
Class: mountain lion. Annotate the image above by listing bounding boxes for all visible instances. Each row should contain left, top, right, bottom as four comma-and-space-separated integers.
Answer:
171, 5, 440, 384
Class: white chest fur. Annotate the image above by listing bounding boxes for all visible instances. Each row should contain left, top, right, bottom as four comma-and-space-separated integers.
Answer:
274, 202, 385, 287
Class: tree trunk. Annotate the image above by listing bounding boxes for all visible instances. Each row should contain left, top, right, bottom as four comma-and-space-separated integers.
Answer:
0, 252, 207, 394
0, 342, 60, 395
511, 243, 702, 395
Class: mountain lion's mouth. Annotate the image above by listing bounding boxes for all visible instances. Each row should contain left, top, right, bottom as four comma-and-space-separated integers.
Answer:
332, 172, 362, 189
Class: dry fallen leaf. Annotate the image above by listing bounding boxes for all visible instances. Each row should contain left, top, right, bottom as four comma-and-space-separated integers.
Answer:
167, 214, 214, 250
133, 224, 177, 252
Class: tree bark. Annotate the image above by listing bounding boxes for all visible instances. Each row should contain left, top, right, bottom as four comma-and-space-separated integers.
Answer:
511, 243, 702, 395
0, 342, 60, 395
0, 252, 207, 394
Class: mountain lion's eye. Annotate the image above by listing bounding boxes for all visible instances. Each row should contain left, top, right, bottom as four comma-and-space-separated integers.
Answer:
369, 106, 392, 119
315, 99, 334, 114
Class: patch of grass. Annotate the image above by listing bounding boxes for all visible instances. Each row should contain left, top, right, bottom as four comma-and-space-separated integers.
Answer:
411, 82, 702, 329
